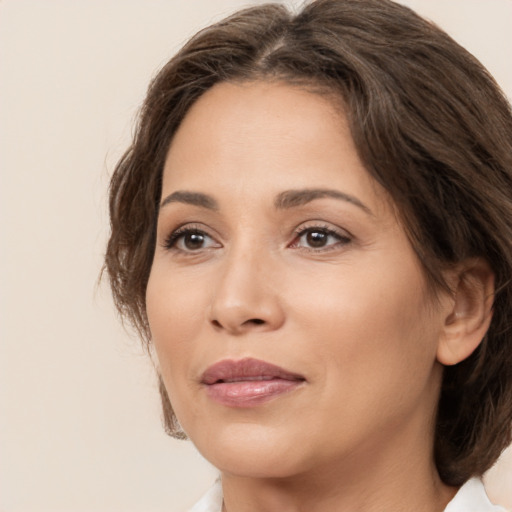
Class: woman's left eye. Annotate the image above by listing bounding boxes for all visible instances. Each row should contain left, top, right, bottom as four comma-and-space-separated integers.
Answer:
290, 226, 351, 251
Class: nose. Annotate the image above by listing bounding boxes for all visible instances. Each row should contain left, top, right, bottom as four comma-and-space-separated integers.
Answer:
208, 246, 285, 335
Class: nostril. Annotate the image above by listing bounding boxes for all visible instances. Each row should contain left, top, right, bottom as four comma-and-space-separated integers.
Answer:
210, 315, 271, 332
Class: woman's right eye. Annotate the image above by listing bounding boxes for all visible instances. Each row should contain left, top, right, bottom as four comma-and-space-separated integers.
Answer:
164, 228, 220, 253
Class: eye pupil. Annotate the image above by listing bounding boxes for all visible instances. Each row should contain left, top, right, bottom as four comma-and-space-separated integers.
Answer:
184, 232, 204, 250
306, 230, 327, 247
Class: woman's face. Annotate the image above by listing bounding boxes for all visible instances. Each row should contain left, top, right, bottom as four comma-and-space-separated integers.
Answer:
146, 81, 448, 478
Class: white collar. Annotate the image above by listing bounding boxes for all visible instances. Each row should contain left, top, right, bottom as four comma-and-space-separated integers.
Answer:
188, 478, 222, 512
188, 477, 506, 512
444, 477, 506, 512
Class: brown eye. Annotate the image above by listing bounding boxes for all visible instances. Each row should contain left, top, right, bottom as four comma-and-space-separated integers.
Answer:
164, 228, 220, 252
183, 232, 206, 250
306, 230, 329, 248
291, 225, 351, 251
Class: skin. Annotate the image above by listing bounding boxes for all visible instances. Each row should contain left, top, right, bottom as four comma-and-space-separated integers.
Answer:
146, 81, 470, 512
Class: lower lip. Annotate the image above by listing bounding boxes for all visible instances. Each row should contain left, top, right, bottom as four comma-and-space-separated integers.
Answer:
204, 379, 303, 407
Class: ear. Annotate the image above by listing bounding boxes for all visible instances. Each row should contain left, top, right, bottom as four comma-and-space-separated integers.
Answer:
437, 258, 495, 366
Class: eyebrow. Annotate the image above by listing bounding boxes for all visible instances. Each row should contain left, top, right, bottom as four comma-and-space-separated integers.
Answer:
160, 191, 219, 211
275, 188, 373, 215
159, 187, 372, 215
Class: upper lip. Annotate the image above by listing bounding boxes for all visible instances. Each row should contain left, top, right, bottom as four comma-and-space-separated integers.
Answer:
201, 358, 305, 385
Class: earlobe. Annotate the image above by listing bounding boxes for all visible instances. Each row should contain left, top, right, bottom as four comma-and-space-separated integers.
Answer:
437, 259, 495, 366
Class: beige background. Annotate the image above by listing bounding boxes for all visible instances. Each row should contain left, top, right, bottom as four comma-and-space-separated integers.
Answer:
1, 1, 511, 511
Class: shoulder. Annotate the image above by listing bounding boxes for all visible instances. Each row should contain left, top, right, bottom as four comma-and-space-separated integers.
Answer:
444, 478, 508, 512
186, 479, 223, 512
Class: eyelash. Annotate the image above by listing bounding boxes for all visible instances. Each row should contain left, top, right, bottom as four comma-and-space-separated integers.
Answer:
162, 223, 352, 254
163, 224, 214, 251
290, 224, 352, 252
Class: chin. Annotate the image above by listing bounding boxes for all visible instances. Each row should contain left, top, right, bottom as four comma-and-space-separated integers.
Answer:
189, 421, 307, 479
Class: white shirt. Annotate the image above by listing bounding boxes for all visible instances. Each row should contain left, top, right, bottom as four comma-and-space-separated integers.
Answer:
187, 477, 507, 512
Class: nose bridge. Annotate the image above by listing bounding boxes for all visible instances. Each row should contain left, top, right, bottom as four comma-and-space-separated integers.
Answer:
208, 235, 284, 333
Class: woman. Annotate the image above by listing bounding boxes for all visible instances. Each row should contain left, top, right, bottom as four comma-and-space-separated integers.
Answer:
105, 0, 512, 510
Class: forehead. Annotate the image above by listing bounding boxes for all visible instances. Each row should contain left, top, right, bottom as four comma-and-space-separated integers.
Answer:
166, 80, 344, 161
162, 80, 388, 213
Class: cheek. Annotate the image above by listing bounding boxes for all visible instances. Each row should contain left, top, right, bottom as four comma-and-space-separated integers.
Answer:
288, 264, 440, 448
146, 270, 211, 432
287, 253, 439, 388
146, 266, 207, 380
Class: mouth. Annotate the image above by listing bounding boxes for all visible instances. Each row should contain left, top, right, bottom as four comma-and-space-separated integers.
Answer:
201, 358, 306, 407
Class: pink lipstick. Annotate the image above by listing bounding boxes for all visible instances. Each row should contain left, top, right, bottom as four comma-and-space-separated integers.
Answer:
201, 358, 305, 407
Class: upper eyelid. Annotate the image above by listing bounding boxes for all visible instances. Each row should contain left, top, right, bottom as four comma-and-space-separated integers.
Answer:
164, 222, 348, 237
162, 222, 216, 238
296, 224, 342, 233
293, 221, 352, 238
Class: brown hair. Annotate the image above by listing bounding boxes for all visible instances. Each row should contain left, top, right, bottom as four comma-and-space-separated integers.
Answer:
105, 0, 512, 486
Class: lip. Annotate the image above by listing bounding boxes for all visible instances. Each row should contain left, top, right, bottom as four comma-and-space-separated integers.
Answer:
201, 358, 306, 407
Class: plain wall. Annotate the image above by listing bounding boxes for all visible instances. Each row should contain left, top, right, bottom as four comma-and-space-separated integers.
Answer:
1, 1, 511, 511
